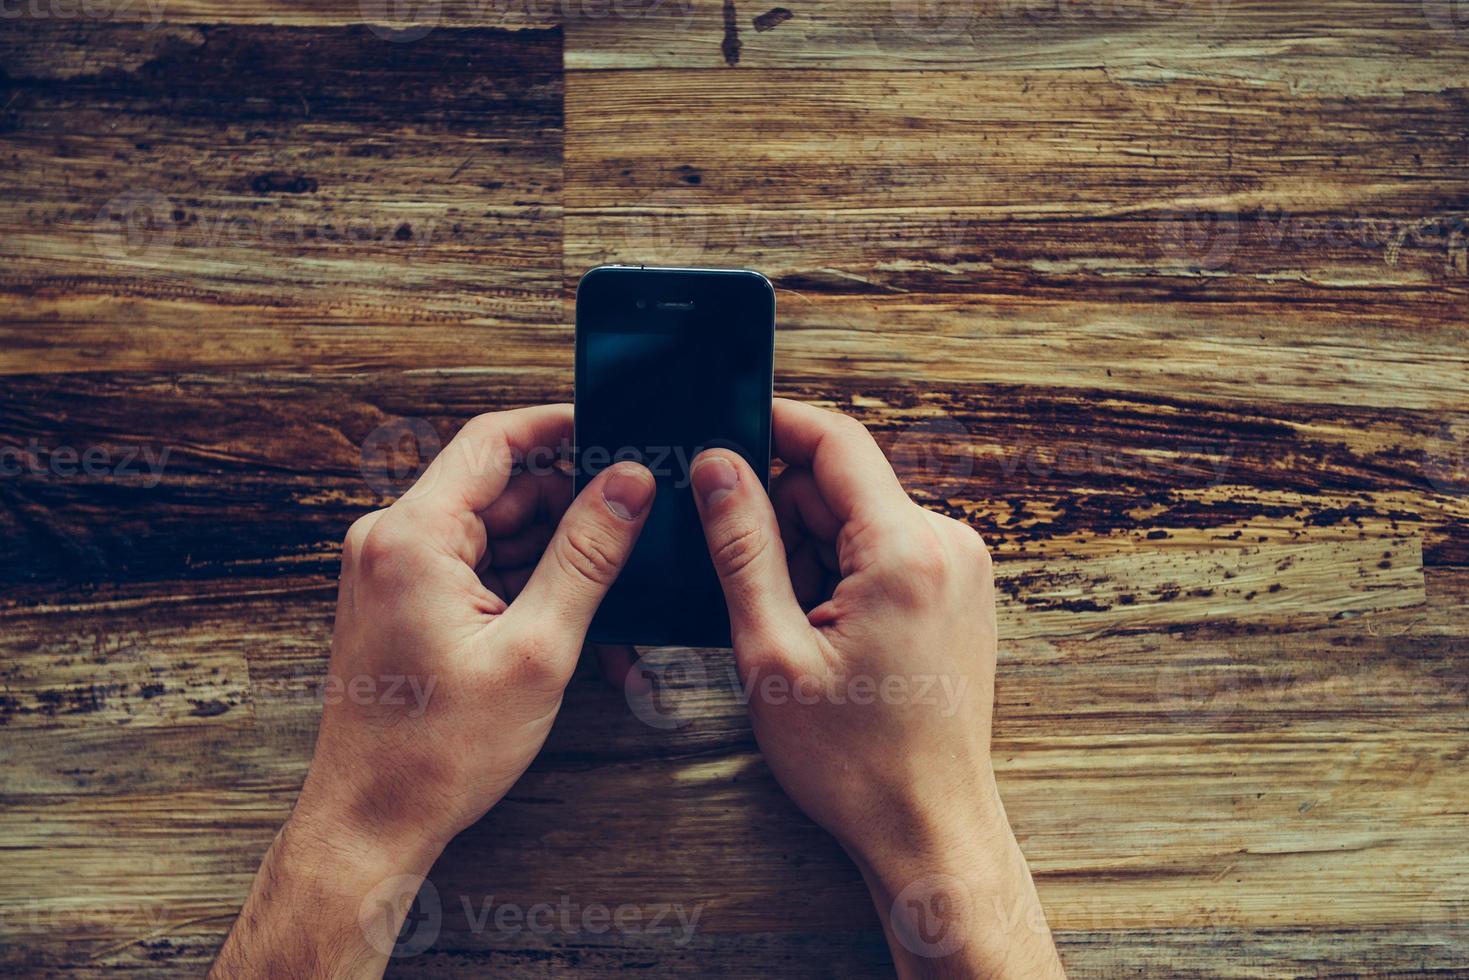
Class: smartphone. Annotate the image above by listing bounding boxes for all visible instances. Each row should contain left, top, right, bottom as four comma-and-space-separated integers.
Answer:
575, 265, 775, 647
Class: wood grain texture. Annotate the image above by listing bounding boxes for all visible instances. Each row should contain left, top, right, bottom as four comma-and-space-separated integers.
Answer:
0, 21, 565, 375
3, 0, 1468, 977
1, 569, 1464, 971
564, 0, 1469, 88
2, 373, 1464, 600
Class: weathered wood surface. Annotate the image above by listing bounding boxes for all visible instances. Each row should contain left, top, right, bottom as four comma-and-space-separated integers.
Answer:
1, 2, 1466, 977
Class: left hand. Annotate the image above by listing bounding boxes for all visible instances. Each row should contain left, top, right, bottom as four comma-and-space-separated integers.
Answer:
304, 403, 655, 849
212, 405, 654, 978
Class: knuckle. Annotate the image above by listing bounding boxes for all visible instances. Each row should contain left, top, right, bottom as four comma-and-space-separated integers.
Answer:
358, 513, 418, 581
881, 529, 952, 602
967, 531, 994, 574
712, 520, 769, 579
455, 414, 513, 472
831, 410, 872, 441
342, 511, 384, 561
947, 519, 993, 570
459, 412, 503, 442
555, 524, 623, 586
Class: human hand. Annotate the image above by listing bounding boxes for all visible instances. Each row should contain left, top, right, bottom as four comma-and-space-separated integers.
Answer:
300, 405, 654, 850
688, 399, 1064, 977
213, 405, 655, 978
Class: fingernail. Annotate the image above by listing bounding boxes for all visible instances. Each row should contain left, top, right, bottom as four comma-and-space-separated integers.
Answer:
602, 467, 653, 521
692, 454, 740, 508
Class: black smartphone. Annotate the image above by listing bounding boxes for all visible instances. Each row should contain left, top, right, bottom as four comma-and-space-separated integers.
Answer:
575, 265, 775, 647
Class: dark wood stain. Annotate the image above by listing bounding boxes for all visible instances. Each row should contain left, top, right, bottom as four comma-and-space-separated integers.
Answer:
753, 7, 794, 32
722, 0, 743, 66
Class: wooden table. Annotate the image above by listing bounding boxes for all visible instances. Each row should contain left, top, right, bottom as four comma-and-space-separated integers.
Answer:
2, 2, 1466, 976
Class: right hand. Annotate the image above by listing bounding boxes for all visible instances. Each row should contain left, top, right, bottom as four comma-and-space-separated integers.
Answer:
689, 398, 998, 867
687, 399, 1065, 978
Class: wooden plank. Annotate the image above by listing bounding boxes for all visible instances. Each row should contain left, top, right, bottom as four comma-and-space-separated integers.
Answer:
18, 0, 1466, 99
564, 0, 1469, 91
560, 66, 1469, 363
552, 565, 1463, 748
996, 535, 1425, 640
3, 371, 1464, 605
0, 625, 252, 732
766, 298, 1469, 415
0, 22, 565, 376
564, 70, 1469, 213
1053, 925, 1469, 979
8, 925, 1469, 979
0, 0, 557, 29
1, 546, 1442, 791
565, 208, 1469, 421
561, 69, 1469, 389
8, 292, 1468, 415
2, 731, 1462, 949
567, 206, 1469, 306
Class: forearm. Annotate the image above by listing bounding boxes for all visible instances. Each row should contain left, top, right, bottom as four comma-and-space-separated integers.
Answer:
852, 774, 1066, 979
210, 801, 442, 979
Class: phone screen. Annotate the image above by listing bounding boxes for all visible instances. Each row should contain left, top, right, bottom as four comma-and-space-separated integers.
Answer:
575, 267, 775, 647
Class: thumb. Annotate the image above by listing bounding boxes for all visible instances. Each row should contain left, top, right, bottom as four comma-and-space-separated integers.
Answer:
508, 461, 655, 645
690, 450, 812, 658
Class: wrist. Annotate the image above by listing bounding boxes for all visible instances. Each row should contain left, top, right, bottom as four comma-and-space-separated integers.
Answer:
280, 795, 446, 967
849, 768, 1012, 955
287, 779, 447, 887
844, 762, 1011, 887
845, 770, 1065, 976
209, 797, 446, 979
